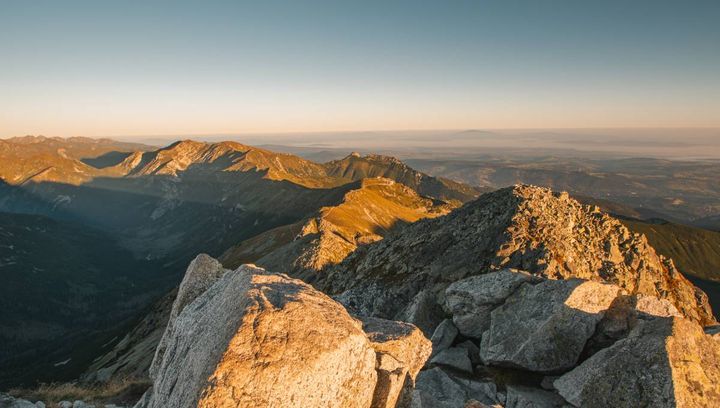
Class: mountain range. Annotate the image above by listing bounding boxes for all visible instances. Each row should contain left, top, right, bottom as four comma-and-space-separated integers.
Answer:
2, 136, 720, 407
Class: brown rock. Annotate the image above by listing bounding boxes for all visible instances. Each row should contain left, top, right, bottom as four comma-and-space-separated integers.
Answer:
361, 317, 432, 408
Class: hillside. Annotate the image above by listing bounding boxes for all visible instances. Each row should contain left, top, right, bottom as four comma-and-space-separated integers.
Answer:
220, 177, 452, 280
325, 153, 481, 203
322, 185, 715, 332
0, 137, 478, 264
0, 212, 171, 388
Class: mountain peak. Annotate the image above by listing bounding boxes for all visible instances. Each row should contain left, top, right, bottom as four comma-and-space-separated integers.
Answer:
323, 184, 714, 328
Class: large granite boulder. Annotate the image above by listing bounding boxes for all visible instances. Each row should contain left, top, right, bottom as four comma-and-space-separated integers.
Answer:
480, 279, 621, 372
444, 270, 540, 338
142, 265, 378, 408
554, 316, 720, 408
140, 260, 432, 408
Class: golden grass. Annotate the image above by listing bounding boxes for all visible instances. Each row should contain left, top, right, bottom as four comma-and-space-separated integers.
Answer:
8, 378, 150, 405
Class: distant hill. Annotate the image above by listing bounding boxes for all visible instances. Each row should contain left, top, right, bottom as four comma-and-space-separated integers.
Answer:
407, 156, 720, 223
0, 137, 479, 267
325, 153, 482, 203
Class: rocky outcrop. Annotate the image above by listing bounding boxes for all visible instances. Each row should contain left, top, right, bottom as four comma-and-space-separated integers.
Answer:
554, 316, 720, 407
148, 254, 228, 380
322, 185, 714, 330
142, 265, 376, 408
0, 393, 44, 408
409, 269, 718, 407
139, 259, 431, 408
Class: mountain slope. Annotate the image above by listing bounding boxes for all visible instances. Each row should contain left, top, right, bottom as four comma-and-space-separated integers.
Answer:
0, 136, 152, 185
0, 212, 170, 388
220, 177, 452, 280
321, 185, 715, 330
325, 153, 481, 203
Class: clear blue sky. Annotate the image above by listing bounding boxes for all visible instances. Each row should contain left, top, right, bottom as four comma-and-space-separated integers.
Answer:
1, 0, 718, 137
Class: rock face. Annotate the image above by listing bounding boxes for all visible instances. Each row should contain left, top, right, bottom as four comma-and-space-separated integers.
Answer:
361, 317, 432, 408
479, 278, 621, 372
140, 259, 431, 408
149, 254, 229, 380
554, 316, 720, 408
322, 185, 714, 329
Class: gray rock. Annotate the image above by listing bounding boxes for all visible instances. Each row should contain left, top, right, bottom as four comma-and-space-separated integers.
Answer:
414, 368, 501, 408
444, 270, 540, 338
456, 340, 482, 365
554, 316, 720, 408
58, 402, 73, 408
504, 386, 567, 408
34, 403, 45, 408
430, 347, 473, 373
480, 279, 620, 372
0, 393, 38, 408
321, 185, 714, 328
395, 289, 445, 336
72, 402, 94, 408
430, 319, 458, 357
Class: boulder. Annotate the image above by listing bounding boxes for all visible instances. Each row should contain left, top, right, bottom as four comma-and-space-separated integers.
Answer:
149, 254, 228, 379
444, 270, 540, 338
142, 265, 378, 408
430, 347, 473, 373
0, 393, 39, 408
554, 316, 720, 407
430, 319, 459, 357
504, 386, 567, 408
395, 289, 445, 336
361, 317, 432, 408
480, 279, 621, 372
456, 340, 482, 365
413, 368, 502, 408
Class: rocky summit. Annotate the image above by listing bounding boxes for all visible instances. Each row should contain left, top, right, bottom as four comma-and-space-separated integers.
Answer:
322, 184, 714, 333
137, 256, 430, 408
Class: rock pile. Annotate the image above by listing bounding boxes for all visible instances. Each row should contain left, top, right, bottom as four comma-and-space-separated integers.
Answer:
408, 269, 720, 407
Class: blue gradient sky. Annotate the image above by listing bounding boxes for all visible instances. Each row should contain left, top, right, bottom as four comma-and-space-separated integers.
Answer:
1, 0, 719, 137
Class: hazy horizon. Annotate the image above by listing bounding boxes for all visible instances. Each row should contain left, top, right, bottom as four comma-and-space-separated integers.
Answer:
2, 0, 719, 137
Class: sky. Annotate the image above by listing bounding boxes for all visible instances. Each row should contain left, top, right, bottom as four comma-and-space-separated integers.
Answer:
1, 0, 719, 138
